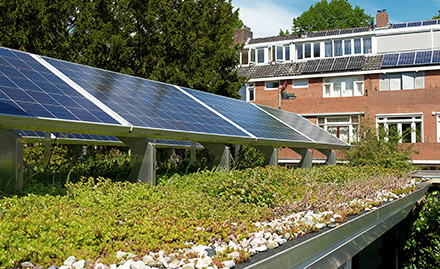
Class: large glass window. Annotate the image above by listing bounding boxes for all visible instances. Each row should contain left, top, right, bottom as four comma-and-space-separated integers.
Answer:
293, 79, 308, 88
363, 37, 372, 54
344, 40, 352, 55
354, 38, 362, 54
265, 81, 280, 90
380, 72, 424, 91
285, 45, 290, 60
305, 43, 312, 58
257, 48, 264, 63
376, 114, 422, 143
313, 42, 320, 57
318, 115, 360, 144
247, 83, 255, 102
334, 40, 343, 57
276, 46, 283, 60
325, 41, 333, 57
296, 44, 303, 59
323, 76, 364, 97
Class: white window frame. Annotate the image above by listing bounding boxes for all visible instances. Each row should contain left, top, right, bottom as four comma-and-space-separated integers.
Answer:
246, 83, 255, 102
265, 81, 280, 90
376, 113, 423, 143
318, 115, 360, 144
380, 72, 424, 91
323, 76, 364, 97
293, 79, 308, 88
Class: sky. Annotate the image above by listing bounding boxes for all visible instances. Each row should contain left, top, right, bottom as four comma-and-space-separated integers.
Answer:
231, 0, 440, 38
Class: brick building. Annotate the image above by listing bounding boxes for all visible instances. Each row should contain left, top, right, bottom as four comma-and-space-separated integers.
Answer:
235, 11, 440, 168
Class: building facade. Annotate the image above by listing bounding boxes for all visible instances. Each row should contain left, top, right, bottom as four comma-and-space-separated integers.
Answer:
235, 11, 440, 168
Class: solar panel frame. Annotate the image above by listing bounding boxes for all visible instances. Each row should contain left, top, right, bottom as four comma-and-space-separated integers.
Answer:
352, 27, 370, 33
339, 29, 354, 35
392, 23, 407, 29
302, 60, 320, 74
326, 30, 340, 36
422, 20, 437, 26
415, 51, 433, 65
316, 58, 335, 72
346, 56, 365, 70
398, 52, 416, 66
332, 57, 349, 71
407, 21, 422, 27
312, 31, 327, 37
381, 53, 399, 67
432, 50, 440, 63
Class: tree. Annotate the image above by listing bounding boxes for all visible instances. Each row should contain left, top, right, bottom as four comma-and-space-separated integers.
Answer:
0, 0, 245, 98
292, 0, 373, 33
279, 29, 290, 36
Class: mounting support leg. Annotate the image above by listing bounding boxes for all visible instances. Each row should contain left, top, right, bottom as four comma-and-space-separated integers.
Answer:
290, 148, 312, 168
190, 141, 197, 162
254, 145, 278, 167
234, 144, 241, 164
0, 129, 24, 190
317, 149, 336, 165
43, 132, 51, 168
200, 142, 231, 169
118, 137, 156, 185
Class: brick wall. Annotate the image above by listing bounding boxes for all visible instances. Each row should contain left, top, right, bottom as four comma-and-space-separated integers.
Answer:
252, 71, 440, 164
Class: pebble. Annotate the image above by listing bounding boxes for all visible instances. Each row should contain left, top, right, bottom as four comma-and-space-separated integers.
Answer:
64, 256, 76, 267
20, 262, 34, 268
72, 260, 86, 269
267, 241, 278, 249
227, 251, 240, 260
221, 260, 236, 268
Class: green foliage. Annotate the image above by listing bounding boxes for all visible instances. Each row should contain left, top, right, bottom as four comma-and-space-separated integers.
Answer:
292, 0, 373, 33
0, 165, 415, 267
279, 29, 290, 36
346, 123, 417, 172
399, 191, 440, 268
0, 0, 246, 98
233, 144, 265, 170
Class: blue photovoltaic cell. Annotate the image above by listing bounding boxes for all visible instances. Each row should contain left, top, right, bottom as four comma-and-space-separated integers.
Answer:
423, 20, 437, 26
43, 56, 250, 138
0, 47, 120, 125
381, 53, 399, 67
392, 23, 407, 29
256, 105, 348, 146
398, 52, 415, 66
432, 50, 440, 63
415, 51, 432, 64
408, 21, 422, 27
181, 87, 314, 143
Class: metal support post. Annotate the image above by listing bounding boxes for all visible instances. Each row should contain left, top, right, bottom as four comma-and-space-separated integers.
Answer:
317, 149, 336, 165
234, 144, 241, 164
0, 129, 24, 190
200, 142, 231, 169
190, 141, 197, 162
254, 145, 278, 167
118, 137, 156, 185
43, 132, 52, 168
290, 148, 312, 168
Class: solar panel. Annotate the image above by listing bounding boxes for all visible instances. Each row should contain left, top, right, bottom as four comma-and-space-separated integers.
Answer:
316, 58, 335, 72
346, 56, 364, 70
339, 29, 354, 35
256, 105, 349, 147
381, 53, 399, 67
332, 57, 349, 71
352, 27, 370, 33
312, 31, 327, 37
415, 51, 432, 64
432, 50, 440, 63
422, 20, 437, 26
408, 21, 422, 27
302, 60, 320, 74
0, 48, 120, 125
392, 23, 407, 29
42, 56, 250, 138
181, 87, 315, 143
326, 30, 340, 36
398, 52, 415, 66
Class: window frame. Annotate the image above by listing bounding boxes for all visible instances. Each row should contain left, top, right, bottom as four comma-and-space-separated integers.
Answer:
380, 72, 425, 91
247, 83, 255, 102
323, 76, 364, 98
318, 115, 360, 144
376, 114, 423, 143
293, 79, 309, 88
265, 81, 280, 90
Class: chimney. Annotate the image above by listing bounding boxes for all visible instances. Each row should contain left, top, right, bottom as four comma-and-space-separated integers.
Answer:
233, 26, 253, 45
376, 9, 389, 28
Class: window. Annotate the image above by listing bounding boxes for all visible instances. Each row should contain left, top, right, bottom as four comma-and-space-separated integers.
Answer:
257, 48, 264, 63
241, 50, 249, 64
334, 40, 343, 57
318, 115, 360, 144
325, 41, 333, 57
323, 76, 364, 97
363, 37, 372, 54
296, 44, 303, 59
380, 72, 424, 91
313, 42, 320, 57
354, 38, 362, 54
265, 81, 280, 90
344, 40, 352, 55
293, 79, 308, 88
305, 43, 312, 58
285, 45, 290, 60
247, 83, 255, 102
250, 48, 256, 63
276, 46, 283, 61
376, 114, 422, 143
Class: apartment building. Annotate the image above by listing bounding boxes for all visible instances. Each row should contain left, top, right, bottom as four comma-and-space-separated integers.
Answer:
235, 11, 440, 168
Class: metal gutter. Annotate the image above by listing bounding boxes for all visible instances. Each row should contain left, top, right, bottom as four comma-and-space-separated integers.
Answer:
245, 181, 431, 269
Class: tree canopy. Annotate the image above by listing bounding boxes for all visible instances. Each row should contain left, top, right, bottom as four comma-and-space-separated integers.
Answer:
292, 0, 373, 33
0, 0, 245, 98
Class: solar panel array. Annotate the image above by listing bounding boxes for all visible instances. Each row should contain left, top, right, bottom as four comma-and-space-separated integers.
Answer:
392, 19, 440, 29
0, 47, 350, 150
381, 50, 440, 67
311, 26, 370, 38
302, 56, 364, 74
